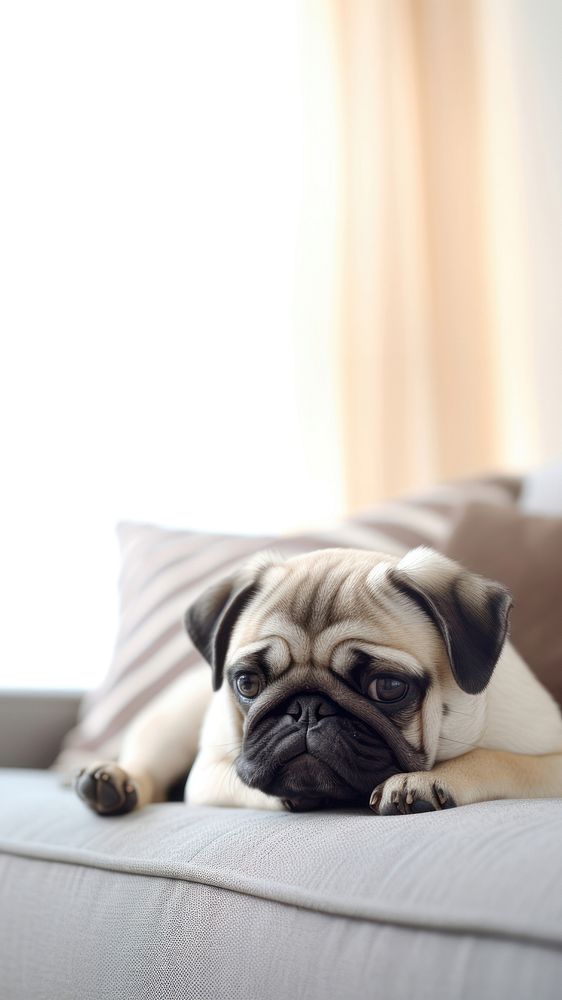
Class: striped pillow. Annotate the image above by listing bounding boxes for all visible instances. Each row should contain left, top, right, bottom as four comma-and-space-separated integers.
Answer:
55, 474, 521, 771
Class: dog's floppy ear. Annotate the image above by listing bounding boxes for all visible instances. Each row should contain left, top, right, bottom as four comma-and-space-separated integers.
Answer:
390, 548, 512, 695
184, 552, 279, 691
184, 576, 259, 692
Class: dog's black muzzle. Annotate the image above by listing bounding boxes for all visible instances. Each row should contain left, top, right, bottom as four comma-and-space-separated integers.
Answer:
235, 686, 420, 810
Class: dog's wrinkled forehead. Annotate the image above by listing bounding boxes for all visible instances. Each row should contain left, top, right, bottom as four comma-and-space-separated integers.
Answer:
185, 545, 512, 697
228, 548, 438, 670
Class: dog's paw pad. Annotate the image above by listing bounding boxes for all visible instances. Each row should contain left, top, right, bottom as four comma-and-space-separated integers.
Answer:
76, 763, 138, 816
409, 797, 436, 813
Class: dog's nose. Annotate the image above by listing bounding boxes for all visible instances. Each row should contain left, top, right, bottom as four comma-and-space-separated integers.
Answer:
284, 694, 338, 726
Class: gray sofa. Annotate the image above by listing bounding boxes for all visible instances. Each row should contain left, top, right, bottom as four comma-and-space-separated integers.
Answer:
1, 690, 562, 1000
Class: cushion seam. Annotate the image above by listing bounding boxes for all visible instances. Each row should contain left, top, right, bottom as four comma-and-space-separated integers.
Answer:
1, 840, 561, 953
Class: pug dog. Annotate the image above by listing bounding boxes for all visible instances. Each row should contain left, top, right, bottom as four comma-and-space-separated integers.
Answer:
76, 546, 562, 816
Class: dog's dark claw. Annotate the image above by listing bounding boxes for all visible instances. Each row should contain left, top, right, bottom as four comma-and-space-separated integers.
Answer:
435, 784, 456, 809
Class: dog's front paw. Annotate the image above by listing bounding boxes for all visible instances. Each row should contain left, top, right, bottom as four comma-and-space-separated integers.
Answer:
76, 762, 138, 816
369, 772, 457, 815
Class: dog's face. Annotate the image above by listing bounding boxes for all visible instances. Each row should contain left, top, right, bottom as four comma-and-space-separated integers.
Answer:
186, 547, 511, 809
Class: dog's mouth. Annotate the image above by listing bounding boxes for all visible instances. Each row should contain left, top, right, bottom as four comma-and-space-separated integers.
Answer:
270, 752, 348, 800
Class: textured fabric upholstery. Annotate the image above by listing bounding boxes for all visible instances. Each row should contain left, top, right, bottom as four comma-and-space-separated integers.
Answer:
0, 691, 81, 768
1, 770, 561, 1000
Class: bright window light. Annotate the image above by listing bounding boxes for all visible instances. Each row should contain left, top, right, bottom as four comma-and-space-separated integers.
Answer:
0, 2, 313, 690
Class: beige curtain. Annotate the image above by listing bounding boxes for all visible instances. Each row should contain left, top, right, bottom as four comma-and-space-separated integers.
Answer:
298, 0, 538, 514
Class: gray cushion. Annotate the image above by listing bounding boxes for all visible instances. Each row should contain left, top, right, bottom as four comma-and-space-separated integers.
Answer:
1, 769, 562, 999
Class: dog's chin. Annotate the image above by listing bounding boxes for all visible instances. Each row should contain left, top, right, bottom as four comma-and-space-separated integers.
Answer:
240, 752, 400, 810
265, 753, 358, 806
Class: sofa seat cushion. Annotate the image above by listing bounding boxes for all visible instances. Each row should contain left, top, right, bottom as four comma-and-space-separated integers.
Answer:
1, 770, 562, 1000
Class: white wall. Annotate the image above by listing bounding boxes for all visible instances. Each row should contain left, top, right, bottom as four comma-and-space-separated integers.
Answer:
0, 2, 343, 689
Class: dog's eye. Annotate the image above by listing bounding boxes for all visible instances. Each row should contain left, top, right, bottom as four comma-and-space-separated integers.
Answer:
235, 672, 261, 699
368, 676, 409, 703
